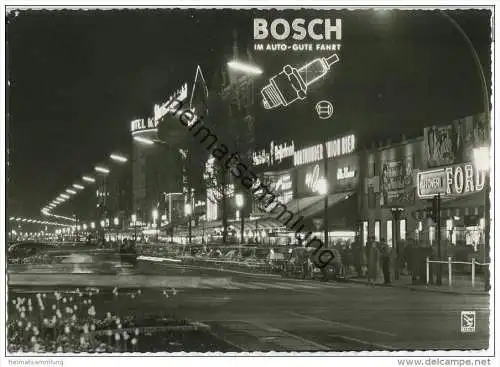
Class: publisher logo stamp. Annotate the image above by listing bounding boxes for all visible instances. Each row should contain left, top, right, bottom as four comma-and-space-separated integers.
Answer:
461, 311, 476, 333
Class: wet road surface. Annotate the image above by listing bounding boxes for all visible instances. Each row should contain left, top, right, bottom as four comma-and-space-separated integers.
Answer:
7, 248, 491, 352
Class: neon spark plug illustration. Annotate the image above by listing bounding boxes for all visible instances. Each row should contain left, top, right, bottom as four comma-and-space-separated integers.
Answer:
261, 53, 339, 110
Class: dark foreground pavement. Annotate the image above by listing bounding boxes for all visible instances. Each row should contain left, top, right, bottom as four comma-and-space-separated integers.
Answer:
7, 251, 491, 352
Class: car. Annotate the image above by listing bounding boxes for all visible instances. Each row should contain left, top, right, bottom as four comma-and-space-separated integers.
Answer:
7, 241, 46, 259
311, 247, 343, 280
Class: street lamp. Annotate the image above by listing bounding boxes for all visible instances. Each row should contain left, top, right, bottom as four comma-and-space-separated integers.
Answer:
227, 60, 263, 75
110, 153, 128, 163
317, 176, 329, 248
473, 146, 490, 291
235, 193, 245, 244
113, 217, 120, 241
95, 166, 110, 175
82, 176, 96, 183
152, 209, 159, 243
133, 136, 155, 145
391, 207, 405, 280
184, 203, 192, 245
73, 184, 85, 190
131, 214, 137, 241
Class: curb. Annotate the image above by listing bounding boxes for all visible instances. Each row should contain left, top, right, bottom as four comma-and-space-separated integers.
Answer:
345, 278, 488, 296
176, 263, 282, 278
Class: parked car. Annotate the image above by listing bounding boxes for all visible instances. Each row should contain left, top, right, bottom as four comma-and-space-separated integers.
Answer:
7, 241, 46, 259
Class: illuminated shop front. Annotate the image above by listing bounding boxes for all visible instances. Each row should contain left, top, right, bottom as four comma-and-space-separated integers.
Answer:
416, 161, 488, 251
252, 133, 360, 247
293, 146, 360, 247
360, 136, 421, 248
413, 114, 489, 258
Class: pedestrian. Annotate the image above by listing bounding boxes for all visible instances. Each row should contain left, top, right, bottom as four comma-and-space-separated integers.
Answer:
367, 237, 380, 283
341, 243, 350, 276
403, 240, 412, 275
380, 239, 391, 284
352, 237, 362, 277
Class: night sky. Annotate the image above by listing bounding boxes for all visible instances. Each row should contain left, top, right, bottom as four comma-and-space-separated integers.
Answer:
6, 8, 492, 218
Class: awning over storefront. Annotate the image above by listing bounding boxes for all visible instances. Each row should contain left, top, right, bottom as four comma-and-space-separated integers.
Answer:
176, 192, 358, 235
245, 217, 287, 230
280, 196, 325, 215
299, 192, 356, 219
254, 191, 357, 231
413, 191, 486, 220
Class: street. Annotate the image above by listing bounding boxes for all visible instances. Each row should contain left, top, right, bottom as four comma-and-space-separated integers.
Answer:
7, 248, 490, 352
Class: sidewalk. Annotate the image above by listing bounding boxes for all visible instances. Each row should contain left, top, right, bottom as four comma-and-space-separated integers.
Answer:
345, 273, 489, 295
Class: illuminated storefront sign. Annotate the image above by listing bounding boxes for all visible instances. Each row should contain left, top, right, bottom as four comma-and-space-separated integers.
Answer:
298, 154, 359, 196
305, 164, 324, 194
253, 141, 295, 167
417, 162, 486, 199
382, 157, 415, 206
293, 134, 355, 166
337, 166, 356, 180
263, 170, 293, 204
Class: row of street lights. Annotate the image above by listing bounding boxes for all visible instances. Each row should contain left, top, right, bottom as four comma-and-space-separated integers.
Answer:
38, 59, 262, 243
9, 216, 72, 227
40, 152, 129, 224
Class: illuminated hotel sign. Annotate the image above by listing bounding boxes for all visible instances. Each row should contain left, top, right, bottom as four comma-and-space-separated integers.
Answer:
130, 83, 188, 134
130, 117, 156, 133
253, 141, 295, 166
294, 134, 356, 167
417, 162, 486, 199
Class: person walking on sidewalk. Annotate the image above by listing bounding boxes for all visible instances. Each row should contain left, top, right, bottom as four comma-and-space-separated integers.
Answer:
367, 238, 380, 284
380, 239, 391, 284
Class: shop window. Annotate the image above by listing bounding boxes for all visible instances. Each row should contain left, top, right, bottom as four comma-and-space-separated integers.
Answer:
374, 220, 381, 242
362, 221, 368, 246
386, 220, 393, 246
400, 219, 407, 241
446, 219, 453, 241
429, 226, 435, 245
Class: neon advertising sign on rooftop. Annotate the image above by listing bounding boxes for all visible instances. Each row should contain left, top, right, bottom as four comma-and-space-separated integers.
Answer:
130, 83, 188, 135
293, 134, 356, 167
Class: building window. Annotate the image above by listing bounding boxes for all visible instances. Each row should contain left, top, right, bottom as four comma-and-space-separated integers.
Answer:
374, 220, 381, 242
386, 220, 393, 246
446, 219, 453, 241
400, 219, 407, 241
363, 221, 368, 246
429, 225, 435, 245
